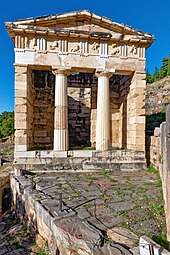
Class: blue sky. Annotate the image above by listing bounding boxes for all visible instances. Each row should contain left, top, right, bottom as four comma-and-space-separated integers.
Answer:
0, 0, 169, 113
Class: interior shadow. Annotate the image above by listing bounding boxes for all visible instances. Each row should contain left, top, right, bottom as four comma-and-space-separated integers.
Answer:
68, 72, 97, 149
68, 95, 91, 149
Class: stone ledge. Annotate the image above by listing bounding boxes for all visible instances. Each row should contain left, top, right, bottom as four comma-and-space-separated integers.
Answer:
140, 236, 170, 255
14, 149, 146, 172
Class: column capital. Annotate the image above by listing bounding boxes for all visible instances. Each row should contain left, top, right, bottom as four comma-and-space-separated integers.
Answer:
52, 67, 71, 76
95, 70, 114, 79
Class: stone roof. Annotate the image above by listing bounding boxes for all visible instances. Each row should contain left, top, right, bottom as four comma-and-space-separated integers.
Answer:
5, 10, 155, 45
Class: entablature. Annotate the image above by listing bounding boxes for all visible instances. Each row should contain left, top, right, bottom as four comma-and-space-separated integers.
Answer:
12, 31, 147, 61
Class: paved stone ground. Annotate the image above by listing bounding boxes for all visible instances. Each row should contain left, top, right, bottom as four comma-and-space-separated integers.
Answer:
0, 169, 167, 254
33, 169, 165, 254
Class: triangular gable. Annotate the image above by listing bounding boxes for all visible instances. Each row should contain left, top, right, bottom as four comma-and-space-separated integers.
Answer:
5, 10, 154, 44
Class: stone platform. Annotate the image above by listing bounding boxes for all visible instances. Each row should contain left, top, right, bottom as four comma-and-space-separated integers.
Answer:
11, 169, 166, 255
14, 149, 146, 172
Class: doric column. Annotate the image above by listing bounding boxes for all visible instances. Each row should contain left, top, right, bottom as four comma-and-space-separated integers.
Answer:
95, 71, 112, 151
53, 69, 70, 151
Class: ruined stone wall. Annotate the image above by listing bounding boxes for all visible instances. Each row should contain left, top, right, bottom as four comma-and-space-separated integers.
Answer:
27, 68, 34, 149
146, 128, 161, 170
127, 72, 146, 151
32, 70, 55, 149
67, 73, 97, 148
148, 106, 170, 243
110, 82, 120, 148
91, 85, 97, 147
15, 65, 34, 151
118, 76, 130, 149
68, 87, 91, 148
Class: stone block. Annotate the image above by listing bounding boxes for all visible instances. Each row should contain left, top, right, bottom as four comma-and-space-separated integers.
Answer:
128, 130, 144, 138
15, 81, 27, 90
73, 150, 93, 158
127, 136, 145, 145
154, 127, 160, 137
130, 77, 146, 90
15, 97, 27, 104
34, 131, 47, 137
15, 113, 27, 121
15, 88, 27, 97
15, 130, 27, 136
14, 151, 36, 158
140, 236, 170, 255
15, 144, 27, 152
129, 116, 145, 125
107, 227, 139, 248
40, 150, 67, 158
15, 104, 27, 113
129, 143, 145, 151
15, 134, 27, 145
15, 121, 27, 130
34, 118, 47, 125
34, 137, 50, 143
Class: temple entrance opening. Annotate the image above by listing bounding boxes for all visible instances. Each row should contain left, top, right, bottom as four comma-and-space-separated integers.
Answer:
31, 70, 130, 150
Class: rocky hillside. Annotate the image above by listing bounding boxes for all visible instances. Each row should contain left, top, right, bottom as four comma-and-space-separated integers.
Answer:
146, 76, 170, 115
145, 76, 170, 134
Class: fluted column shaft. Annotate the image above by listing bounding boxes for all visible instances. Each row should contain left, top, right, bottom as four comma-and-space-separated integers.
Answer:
96, 72, 111, 151
53, 69, 69, 151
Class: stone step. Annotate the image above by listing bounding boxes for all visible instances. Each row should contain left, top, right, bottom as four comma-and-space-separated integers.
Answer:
19, 161, 146, 172
14, 149, 146, 172
83, 162, 146, 171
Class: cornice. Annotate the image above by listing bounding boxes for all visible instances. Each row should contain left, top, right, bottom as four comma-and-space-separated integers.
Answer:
5, 10, 155, 44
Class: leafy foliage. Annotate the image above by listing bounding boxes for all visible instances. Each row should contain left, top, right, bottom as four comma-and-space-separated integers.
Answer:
0, 111, 14, 138
146, 55, 170, 84
152, 234, 169, 250
159, 58, 168, 79
146, 70, 154, 84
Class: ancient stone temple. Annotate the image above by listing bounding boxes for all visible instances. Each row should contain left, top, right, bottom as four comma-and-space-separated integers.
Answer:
5, 10, 154, 166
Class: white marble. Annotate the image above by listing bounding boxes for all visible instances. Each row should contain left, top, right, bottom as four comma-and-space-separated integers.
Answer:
53, 71, 69, 151
96, 72, 111, 151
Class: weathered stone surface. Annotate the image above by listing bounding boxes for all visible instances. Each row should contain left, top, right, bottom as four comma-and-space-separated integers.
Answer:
99, 243, 132, 255
107, 227, 139, 248
109, 201, 135, 212
6, 10, 154, 155
14, 149, 146, 171
10, 168, 167, 255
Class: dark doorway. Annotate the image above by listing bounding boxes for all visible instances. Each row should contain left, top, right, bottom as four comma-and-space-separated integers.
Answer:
67, 72, 97, 149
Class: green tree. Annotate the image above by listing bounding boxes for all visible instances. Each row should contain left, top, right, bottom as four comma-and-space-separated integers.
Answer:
146, 69, 154, 84
146, 54, 170, 84
0, 111, 14, 138
159, 58, 168, 79
153, 67, 160, 82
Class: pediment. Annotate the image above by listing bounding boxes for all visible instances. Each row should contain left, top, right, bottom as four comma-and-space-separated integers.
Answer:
5, 10, 154, 45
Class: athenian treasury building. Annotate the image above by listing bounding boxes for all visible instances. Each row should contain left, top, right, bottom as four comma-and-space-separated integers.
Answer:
5, 10, 154, 160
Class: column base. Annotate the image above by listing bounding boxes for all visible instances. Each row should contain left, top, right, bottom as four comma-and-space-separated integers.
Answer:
96, 139, 109, 151
54, 129, 68, 151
